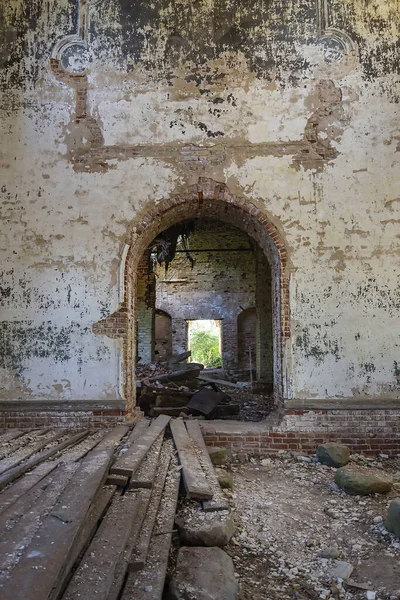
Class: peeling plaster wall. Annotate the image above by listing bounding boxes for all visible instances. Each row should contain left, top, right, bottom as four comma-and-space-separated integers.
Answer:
0, 0, 399, 404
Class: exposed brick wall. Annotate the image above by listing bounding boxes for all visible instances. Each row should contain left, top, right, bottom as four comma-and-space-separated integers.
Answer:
136, 250, 155, 363
201, 408, 400, 456
154, 219, 269, 369
238, 308, 256, 369
0, 410, 126, 429
94, 178, 289, 409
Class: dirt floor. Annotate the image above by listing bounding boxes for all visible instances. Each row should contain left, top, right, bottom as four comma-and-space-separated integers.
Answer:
220, 453, 400, 600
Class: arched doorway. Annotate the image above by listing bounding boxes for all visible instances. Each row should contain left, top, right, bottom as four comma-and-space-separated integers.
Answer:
93, 178, 290, 417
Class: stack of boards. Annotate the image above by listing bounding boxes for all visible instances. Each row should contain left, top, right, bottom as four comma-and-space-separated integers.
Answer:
0, 416, 228, 600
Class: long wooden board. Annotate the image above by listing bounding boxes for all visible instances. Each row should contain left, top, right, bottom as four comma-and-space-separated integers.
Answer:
110, 415, 170, 478
0, 430, 89, 491
170, 418, 213, 500
0, 425, 129, 600
0, 430, 64, 475
107, 489, 151, 600
129, 432, 164, 489
186, 420, 229, 512
0, 464, 79, 580
62, 491, 141, 600
129, 440, 173, 571
52, 484, 116, 600
121, 457, 181, 600
0, 432, 102, 513
0, 430, 26, 444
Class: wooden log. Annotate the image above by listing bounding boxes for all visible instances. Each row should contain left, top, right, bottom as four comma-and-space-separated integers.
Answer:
170, 419, 213, 500
186, 421, 229, 512
110, 415, 170, 478
0, 429, 66, 476
0, 425, 129, 600
129, 432, 164, 489
62, 491, 142, 600
121, 455, 181, 600
129, 439, 173, 571
0, 430, 89, 491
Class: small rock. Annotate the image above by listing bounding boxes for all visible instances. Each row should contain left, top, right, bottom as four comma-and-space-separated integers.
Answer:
261, 458, 272, 466
373, 515, 383, 524
236, 452, 248, 464
169, 547, 238, 600
335, 466, 393, 495
366, 592, 376, 600
317, 443, 350, 467
176, 513, 236, 547
208, 447, 228, 466
385, 498, 400, 537
216, 469, 234, 491
318, 547, 341, 559
329, 560, 354, 581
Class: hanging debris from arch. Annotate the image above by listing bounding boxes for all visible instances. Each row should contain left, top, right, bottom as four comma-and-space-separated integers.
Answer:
149, 220, 196, 270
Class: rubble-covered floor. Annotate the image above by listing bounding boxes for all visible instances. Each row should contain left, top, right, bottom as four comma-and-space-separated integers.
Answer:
223, 454, 400, 600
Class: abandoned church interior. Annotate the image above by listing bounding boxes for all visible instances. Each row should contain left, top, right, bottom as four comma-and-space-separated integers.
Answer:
0, 0, 399, 598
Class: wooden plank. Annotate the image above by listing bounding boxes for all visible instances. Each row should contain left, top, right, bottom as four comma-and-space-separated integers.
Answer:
121, 456, 181, 600
0, 430, 26, 444
128, 432, 164, 490
186, 421, 229, 512
170, 419, 213, 501
62, 491, 141, 600
0, 461, 59, 512
125, 419, 150, 446
110, 415, 170, 478
0, 430, 67, 476
0, 430, 89, 491
0, 463, 79, 581
129, 439, 173, 571
168, 350, 191, 364
0, 432, 103, 513
107, 489, 151, 600
53, 484, 116, 600
108, 435, 167, 598
150, 406, 189, 417
197, 374, 241, 388
106, 473, 129, 486
0, 425, 129, 600
148, 366, 201, 383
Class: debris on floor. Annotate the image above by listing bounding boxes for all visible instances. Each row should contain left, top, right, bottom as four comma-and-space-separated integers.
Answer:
1, 424, 399, 600
137, 361, 274, 421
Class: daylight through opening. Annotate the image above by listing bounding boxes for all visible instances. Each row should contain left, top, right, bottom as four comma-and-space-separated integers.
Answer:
135, 216, 275, 421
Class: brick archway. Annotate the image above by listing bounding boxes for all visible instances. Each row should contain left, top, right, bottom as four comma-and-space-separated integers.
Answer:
93, 178, 290, 417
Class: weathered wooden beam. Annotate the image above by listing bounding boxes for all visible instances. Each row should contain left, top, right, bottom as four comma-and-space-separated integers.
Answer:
129, 440, 173, 571
110, 415, 170, 478
62, 491, 142, 600
186, 420, 229, 512
121, 456, 181, 600
170, 419, 213, 500
0, 425, 129, 600
0, 430, 89, 491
